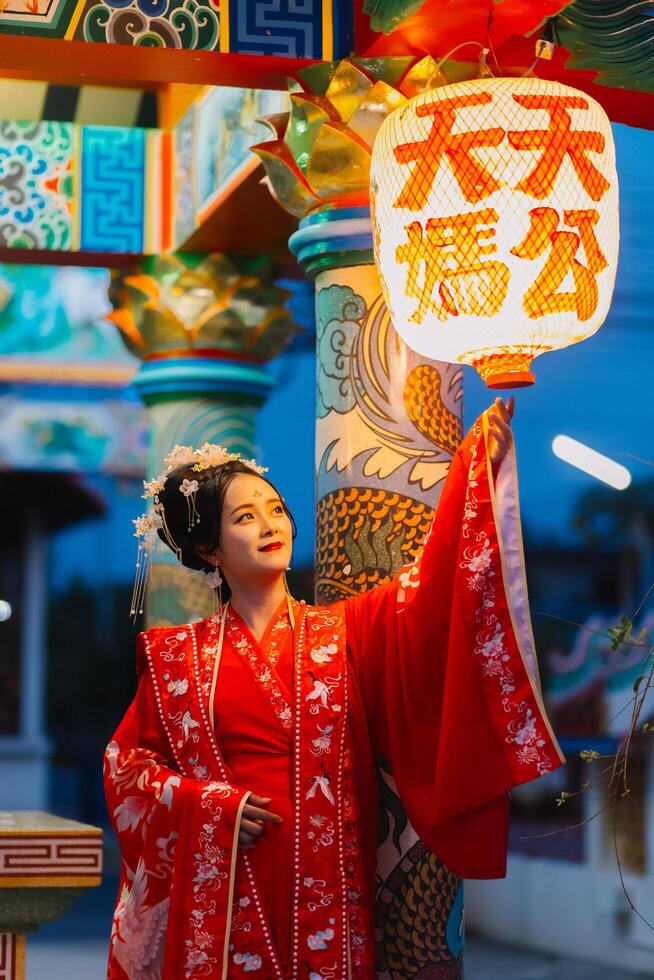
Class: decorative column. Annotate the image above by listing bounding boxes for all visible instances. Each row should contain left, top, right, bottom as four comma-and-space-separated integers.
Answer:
108, 253, 297, 627
291, 205, 464, 979
255, 58, 464, 979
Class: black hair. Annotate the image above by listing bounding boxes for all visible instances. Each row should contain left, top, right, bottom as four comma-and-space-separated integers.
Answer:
156, 460, 297, 574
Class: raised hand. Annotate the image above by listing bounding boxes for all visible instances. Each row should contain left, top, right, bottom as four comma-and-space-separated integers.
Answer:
238, 793, 283, 851
487, 396, 515, 465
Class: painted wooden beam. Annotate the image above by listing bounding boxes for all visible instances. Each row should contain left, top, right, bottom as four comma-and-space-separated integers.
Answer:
0, 36, 316, 91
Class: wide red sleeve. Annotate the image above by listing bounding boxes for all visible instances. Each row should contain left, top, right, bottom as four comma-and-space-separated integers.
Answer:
344, 413, 564, 879
104, 634, 250, 979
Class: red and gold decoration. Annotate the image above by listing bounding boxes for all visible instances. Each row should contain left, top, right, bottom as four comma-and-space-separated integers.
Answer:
370, 76, 620, 388
107, 253, 295, 361
252, 56, 446, 219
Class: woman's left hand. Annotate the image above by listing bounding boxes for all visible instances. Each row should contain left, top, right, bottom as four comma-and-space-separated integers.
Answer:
487, 396, 515, 465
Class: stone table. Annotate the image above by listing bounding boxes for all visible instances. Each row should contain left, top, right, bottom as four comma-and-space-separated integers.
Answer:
0, 811, 102, 980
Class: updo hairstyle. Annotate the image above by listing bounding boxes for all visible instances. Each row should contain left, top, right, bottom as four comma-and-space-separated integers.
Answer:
156, 460, 296, 573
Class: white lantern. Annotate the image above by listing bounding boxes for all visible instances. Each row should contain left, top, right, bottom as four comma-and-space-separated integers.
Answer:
370, 76, 619, 388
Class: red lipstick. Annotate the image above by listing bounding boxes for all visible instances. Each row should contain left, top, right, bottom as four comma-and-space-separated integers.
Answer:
259, 542, 283, 552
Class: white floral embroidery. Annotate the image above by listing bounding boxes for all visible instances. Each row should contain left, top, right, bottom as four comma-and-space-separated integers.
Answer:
233, 951, 263, 972
460, 426, 552, 775
188, 756, 209, 781
183, 786, 228, 976
311, 643, 337, 664
311, 725, 334, 757
114, 796, 148, 834
166, 677, 189, 697
227, 616, 293, 730
307, 926, 335, 951
194, 780, 235, 799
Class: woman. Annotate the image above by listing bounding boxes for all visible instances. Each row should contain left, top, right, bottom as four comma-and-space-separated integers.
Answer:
105, 397, 563, 979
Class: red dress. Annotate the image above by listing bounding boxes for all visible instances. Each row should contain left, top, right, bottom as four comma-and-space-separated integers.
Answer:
104, 415, 564, 979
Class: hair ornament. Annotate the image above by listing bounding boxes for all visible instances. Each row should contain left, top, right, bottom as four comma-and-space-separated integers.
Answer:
130, 511, 164, 619
205, 568, 223, 589
179, 478, 200, 530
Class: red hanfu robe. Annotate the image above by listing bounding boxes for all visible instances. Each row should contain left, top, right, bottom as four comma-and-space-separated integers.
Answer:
104, 415, 564, 979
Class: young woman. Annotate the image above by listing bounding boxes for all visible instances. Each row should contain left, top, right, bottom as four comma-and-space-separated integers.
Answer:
105, 397, 563, 979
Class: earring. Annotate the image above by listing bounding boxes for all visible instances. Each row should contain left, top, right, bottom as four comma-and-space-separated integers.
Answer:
206, 567, 223, 614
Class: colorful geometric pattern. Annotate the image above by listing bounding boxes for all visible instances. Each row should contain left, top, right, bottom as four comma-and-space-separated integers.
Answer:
0, 0, 79, 37
0, 120, 75, 250
227, 0, 322, 57
0, 0, 350, 58
0, 834, 103, 879
81, 0, 220, 49
80, 126, 145, 252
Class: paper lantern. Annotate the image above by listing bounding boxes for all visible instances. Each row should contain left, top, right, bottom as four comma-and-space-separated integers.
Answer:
370, 76, 619, 387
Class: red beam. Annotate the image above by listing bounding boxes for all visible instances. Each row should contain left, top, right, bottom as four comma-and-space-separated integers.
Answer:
0, 248, 142, 269
0, 35, 318, 90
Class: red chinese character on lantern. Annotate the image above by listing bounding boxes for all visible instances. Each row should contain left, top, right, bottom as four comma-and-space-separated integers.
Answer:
508, 95, 610, 202
511, 207, 608, 321
393, 93, 505, 209
396, 208, 510, 323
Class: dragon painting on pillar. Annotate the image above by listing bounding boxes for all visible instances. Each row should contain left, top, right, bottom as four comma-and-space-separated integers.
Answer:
314, 262, 465, 978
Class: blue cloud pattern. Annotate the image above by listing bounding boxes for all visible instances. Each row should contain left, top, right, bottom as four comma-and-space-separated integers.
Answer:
316, 284, 366, 419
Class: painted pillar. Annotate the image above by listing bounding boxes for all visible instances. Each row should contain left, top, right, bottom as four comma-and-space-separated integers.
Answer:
290, 206, 465, 978
133, 356, 274, 627
108, 253, 296, 628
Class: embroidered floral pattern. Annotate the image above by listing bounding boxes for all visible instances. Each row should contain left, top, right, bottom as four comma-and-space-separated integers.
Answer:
111, 610, 376, 980
267, 615, 288, 666
291, 608, 357, 980
460, 422, 553, 775
182, 786, 229, 976
226, 613, 293, 730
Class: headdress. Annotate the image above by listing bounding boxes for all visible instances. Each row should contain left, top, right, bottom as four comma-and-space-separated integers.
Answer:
131, 443, 268, 618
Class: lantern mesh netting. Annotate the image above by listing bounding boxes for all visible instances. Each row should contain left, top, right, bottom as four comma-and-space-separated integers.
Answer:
370, 76, 619, 388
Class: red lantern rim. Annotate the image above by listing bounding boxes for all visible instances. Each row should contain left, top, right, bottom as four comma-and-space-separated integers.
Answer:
486, 371, 536, 389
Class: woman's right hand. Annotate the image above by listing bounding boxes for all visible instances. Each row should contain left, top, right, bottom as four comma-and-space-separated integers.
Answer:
239, 793, 283, 851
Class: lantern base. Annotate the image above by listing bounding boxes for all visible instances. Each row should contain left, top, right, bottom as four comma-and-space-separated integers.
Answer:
486, 371, 535, 390
471, 350, 538, 389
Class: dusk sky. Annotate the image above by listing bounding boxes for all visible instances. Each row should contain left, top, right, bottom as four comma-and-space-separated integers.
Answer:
261, 120, 654, 564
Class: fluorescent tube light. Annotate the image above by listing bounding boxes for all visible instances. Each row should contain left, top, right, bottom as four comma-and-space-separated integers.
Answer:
552, 435, 631, 490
